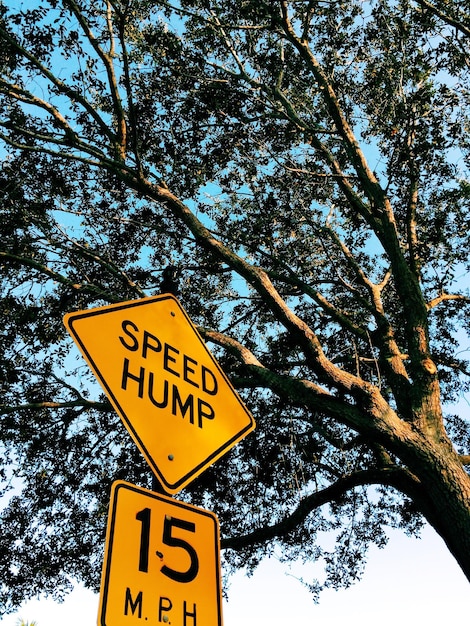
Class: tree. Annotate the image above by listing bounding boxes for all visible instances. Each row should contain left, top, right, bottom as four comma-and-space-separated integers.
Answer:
1, 0, 470, 613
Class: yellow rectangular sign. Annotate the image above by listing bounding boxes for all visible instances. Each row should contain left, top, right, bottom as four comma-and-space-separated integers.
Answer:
98, 481, 223, 626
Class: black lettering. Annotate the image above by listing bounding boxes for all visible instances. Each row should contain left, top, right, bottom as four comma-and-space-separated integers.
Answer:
183, 355, 199, 388
121, 358, 145, 398
119, 320, 139, 352
197, 398, 215, 428
201, 365, 218, 396
183, 602, 197, 626
163, 343, 180, 377
136, 508, 151, 573
161, 517, 199, 583
142, 330, 162, 359
158, 597, 172, 622
148, 373, 169, 408
124, 588, 143, 618
171, 385, 194, 424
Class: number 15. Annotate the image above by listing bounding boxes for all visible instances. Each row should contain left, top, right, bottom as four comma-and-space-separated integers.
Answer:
136, 508, 199, 583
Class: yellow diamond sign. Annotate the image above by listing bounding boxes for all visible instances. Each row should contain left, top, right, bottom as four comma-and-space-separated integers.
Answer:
64, 295, 255, 493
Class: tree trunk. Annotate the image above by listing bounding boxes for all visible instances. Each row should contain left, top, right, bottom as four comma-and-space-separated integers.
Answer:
405, 437, 470, 581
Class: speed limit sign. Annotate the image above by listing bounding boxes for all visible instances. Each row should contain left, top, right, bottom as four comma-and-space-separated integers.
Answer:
98, 481, 223, 626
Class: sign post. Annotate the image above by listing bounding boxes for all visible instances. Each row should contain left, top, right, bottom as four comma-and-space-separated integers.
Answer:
99, 481, 223, 626
64, 294, 255, 493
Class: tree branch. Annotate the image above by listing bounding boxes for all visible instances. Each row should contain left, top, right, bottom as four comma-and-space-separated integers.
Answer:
0, 81, 79, 143
115, 3, 144, 176
199, 324, 413, 455
0, 399, 111, 415
57, 231, 145, 298
278, 2, 389, 215
276, 4, 433, 376
427, 293, 470, 310
413, 0, 470, 39
0, 23, 116, 144
265, 268, 369, 340
63, 0, 127, 160
221, 466, 421, 549
0, 250, 120, 302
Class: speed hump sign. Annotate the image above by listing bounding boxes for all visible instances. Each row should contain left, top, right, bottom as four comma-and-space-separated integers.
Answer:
98, 481, 222, 626
64, 294, 255, 493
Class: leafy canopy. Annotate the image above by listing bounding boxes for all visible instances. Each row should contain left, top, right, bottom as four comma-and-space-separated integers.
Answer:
1, 0, 470, 613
